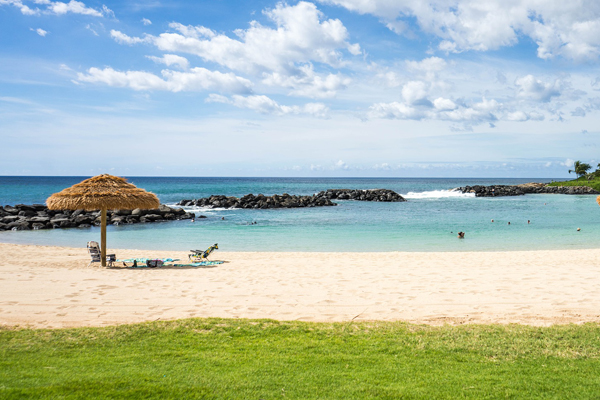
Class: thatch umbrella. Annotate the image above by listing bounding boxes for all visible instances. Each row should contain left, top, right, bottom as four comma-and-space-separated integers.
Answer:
47, 174, 159, 266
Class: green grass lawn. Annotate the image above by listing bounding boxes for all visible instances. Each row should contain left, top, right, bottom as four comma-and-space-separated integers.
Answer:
2, 318, 600, 399
547, 177, 600, 192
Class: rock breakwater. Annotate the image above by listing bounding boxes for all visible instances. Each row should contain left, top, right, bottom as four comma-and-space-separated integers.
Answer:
454, 183, 599, 197
0, 204, 195, 231
177, 189, 406, 209
178, 193, 336, 209
316, 189, 406, 202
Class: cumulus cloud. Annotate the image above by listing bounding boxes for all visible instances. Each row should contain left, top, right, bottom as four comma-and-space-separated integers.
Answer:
146, 2, 360, 74
332, 160, 349, 170
109, 2, 359, 98
146, 54, 189, 70
206, 94, 329, 118
433, 97, 457, 111
406, 56, 446, 73
1, 0, 111, 17
141, 18, 151, 25
262, 64, 351, 98
368, 95, 546, 125
401, 81, 430, 105
77, 67, 253, 94
318, 0, 600, 60
514, 75, 562, 102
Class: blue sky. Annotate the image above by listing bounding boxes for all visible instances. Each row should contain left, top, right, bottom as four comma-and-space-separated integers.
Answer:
1, 0, 600, 177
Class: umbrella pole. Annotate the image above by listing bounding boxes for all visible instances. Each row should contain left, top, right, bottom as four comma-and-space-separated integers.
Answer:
101, 208, 107, 267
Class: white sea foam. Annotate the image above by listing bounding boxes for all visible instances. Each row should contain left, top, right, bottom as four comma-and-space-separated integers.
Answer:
165, 203, 230, 214
403, 190, 475, 199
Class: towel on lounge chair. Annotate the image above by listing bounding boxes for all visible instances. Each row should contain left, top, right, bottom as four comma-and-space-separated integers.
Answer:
189, 243, 219, 262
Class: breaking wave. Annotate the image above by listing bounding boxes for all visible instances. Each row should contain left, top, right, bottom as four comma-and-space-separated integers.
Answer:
403, 190, 475, 199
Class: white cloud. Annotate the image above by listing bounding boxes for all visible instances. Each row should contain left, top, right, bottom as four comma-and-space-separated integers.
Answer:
77, 67, 253, 94
147, 54, 189, 70
368, 96, 530, 125
1, 0, 38, 15
31, 27, 47, 36
505, 111, 530, 121
48, 0, 105, 16
110, 30, 150, 45
141, 18, 151, 25
85, 23, 98, 36
332, 160, 349, 170
515, 75, 562, 102
3, 0, 110, 17
433, 97, 457, 111
318, 0, 600, 60
206, 94, 329, 118
368, 101, 426, 120
111, 1, 358, 99
401, 81, 429, 105
406, 56, 446, 73
262, 64, 351, 98
373, 163, 391, 170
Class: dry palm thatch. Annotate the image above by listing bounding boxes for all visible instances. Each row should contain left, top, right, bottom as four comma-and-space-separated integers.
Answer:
47, 174, 160, 267
46, 174, 159, 211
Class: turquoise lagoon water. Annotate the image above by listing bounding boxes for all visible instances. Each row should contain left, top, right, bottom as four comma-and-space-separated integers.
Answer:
0, 176, 599, 252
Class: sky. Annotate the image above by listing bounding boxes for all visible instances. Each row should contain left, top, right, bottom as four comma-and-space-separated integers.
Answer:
1, 0, 600, 177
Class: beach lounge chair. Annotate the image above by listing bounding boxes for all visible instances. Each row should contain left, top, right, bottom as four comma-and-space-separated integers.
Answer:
189, 243, 219, 262
87, 241, 116, 267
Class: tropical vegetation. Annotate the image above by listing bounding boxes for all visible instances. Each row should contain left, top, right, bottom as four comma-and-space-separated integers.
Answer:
548, 160, 600, 191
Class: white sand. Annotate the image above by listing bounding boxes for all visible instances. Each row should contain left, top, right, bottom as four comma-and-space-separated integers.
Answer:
1, 243, 599, 328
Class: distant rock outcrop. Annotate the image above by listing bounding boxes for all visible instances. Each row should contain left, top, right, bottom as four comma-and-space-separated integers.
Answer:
454, 183, 599, 197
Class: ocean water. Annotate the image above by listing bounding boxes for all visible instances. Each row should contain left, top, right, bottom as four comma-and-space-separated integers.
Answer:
1, 176, 599, 252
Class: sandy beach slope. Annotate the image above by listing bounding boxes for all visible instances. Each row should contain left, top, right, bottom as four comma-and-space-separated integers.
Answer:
1, 243, 599, 328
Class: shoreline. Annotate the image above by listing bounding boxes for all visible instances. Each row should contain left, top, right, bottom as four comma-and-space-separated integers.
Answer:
2, 243, 600, 329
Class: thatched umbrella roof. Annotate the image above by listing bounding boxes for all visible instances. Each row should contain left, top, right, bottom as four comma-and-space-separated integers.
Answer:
47, 174, 160, 267
47, 174, 159, 211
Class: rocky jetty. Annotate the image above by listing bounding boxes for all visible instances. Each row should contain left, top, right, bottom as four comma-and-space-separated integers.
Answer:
0, 204, 195, 231
454, 183, 599, 197
178, 193, 336, 209
316, 188, 406, 202
177, 189, 406, 209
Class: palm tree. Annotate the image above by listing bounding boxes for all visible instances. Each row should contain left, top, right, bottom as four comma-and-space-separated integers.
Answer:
571, 161, 592, 179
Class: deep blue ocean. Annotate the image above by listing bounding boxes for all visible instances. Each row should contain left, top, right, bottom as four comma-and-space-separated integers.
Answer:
1, 176, 598, 252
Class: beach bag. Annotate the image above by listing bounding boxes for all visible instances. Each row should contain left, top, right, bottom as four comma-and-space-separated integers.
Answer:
146, 259, 164, 268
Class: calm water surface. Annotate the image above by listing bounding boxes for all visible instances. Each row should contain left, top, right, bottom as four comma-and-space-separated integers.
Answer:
0, 176, 597, 252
